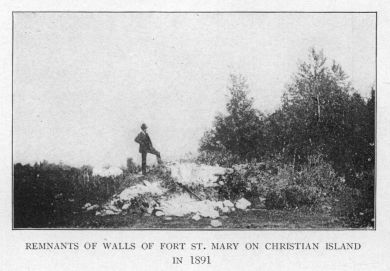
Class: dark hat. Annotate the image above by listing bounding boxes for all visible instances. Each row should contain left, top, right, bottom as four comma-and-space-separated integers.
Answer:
141, 123, 148, 129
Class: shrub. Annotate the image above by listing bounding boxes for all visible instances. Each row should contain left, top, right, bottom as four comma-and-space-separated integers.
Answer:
217, 154, 346, 210
284, 185, 320, 208
126, 158, 140, 174
294, 154, 342, 191
263, 156, 340, 209
217, 170, 248, 201
215, 159, 279, 204
333, 171, 374, 227
14, 162, 127, 227
265, 190, 287, 209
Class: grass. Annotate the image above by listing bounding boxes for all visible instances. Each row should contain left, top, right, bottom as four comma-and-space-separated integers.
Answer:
14, 162, 373, 229
62, 208, 349, 229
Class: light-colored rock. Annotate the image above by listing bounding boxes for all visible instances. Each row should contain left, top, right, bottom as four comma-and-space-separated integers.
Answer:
147, 207, 154, 214
167, 162, 227, 187
155, 210, 164, 217
192, 213, 201, 221
106, 205, 121, 213
82, 203, 91, 209
235, 198, 251, 210
206, 209, 220, 219
210, 220, 222, 227
122, 203, 131, 210
221, 206, 230, 213
86, 204, 99, 211
223, 200, 234, 208
159, 194, 220, 218
103, 210, 115, 216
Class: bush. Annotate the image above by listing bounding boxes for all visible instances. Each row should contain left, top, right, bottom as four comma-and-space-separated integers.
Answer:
265, 190, 287, 209
284, 185, 320, 208
14, 162, 127, 228
126, 158, 140, 174
217, 170, 248, 201
216, 154, 346, 210
333, 171, 374, 227
263, 156, 340, 209
264, 185, 319, 210
294, 155, 342, 191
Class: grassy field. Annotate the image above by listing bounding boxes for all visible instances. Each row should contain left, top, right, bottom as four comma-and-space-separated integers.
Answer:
14, 162, 373, 229
62, 208, 353, 229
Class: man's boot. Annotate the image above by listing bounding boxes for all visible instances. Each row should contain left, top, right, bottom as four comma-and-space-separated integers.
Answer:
157, 156, 163, 165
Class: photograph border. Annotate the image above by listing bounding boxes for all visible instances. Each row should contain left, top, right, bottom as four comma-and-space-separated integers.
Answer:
11, 11, 378, 231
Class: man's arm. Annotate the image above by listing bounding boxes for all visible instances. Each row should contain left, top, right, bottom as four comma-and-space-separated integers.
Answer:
134, 133, 142, 144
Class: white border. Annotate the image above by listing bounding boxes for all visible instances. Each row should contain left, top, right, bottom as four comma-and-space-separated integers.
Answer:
1, 1, 390, 270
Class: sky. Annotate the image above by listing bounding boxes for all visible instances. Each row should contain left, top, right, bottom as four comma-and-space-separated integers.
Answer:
13, 13, 376, 168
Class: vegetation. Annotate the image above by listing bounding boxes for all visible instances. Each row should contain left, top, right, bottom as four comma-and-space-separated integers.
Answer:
14, 161, 137, 227
199, 48, 375, 227
13, 48, 374, 228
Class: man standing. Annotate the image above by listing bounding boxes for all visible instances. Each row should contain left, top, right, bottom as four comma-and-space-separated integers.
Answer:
134, 123, 162, 175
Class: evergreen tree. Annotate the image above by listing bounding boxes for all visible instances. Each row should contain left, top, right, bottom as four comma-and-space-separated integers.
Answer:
199, 74, 264, 165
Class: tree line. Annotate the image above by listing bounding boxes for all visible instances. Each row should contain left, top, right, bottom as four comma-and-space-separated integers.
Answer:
198, 48, 375, 187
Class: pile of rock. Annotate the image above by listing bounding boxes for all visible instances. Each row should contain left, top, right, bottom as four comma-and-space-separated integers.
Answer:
157, 193, 237, 219
83, 162, 253, 227
168, 162, 226, 187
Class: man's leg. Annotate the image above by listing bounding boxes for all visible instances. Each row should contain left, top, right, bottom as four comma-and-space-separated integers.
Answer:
141, 152, 147, 175
149, 147, 162, 164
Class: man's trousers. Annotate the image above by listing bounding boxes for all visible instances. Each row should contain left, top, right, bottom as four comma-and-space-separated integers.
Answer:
141, 147, 161, 175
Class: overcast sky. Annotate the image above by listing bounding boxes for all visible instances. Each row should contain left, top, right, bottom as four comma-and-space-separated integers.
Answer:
13, 13, 376, 168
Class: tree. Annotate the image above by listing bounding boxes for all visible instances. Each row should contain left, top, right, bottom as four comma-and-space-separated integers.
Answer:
126, 158, 138, 173
365, 88, 375, 171
199, 74, 265, 165
280, 49, 347, 160
273, 48, 374, 177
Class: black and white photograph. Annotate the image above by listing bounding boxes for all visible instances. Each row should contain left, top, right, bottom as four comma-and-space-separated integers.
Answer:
12, 12, 376, 229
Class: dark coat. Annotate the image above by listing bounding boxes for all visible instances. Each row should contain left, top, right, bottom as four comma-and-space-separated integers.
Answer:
134, 131, 153, 153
